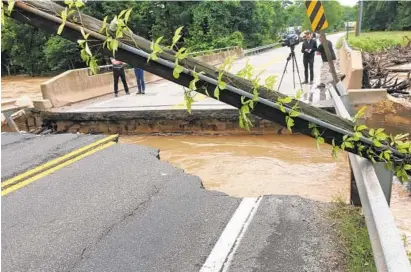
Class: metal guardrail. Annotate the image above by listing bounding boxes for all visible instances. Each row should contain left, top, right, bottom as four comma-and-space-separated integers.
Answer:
244, 42, 280, 56
188, 46, 238, 57
328, 81, 411, 271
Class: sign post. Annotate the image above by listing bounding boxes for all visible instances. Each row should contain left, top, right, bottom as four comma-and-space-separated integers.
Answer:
304, 0, 340, 92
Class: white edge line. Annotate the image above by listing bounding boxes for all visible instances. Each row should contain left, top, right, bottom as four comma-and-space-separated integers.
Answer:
221, 196, 263, 272
200, 196, 263, 272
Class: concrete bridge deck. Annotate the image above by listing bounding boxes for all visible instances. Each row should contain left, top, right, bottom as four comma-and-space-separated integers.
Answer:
59, 33, 343, 114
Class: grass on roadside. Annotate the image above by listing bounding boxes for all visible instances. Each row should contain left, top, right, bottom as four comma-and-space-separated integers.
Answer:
337, 31, 411, 52
327, 197, 376, 272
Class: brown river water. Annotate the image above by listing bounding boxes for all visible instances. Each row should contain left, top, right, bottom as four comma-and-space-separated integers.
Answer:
121, 134, 411, 251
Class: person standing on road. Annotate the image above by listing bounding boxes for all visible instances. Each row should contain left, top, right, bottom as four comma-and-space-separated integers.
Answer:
301, 31, 317, 85
110, 57, 130, 97
316, 35, 344, 88
134, 67, 146, 94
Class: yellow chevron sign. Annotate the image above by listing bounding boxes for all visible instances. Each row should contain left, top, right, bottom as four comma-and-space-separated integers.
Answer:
305, 0, 329, 32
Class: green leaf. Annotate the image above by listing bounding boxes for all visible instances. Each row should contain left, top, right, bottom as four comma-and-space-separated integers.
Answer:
7, 0, 15, 13
355, 124, 367, 131
125, 8, 132, 24
111, 39, 119, 55
404, 164, 411, 170
249, 100, 255, 109
189, 79, 197, 91
57, 23, 65, 35
243, 105, 250, 114
89, 58, 99, 75
176, 47, 188, 60
100, 16, 108, 33
289, 110, 300, 117
285, 116, 294, 132
75, 0, 85, 8
282, 96, 292, 104
369, 128, 375, 136
279, 104, 285, 113
265, 75, 277, 90
155, 36, 163, 46
218, 81, 226, 90
345, 142, 354, 149
373, 139, 382, 147
80, 27, 87, 39
376, 128, 385, 135
85, 42, 92, 56
118, 9, 127, 19
316, 137, 325, 150
312, 127, 319, 137
213, 86, 220, 99
61, 8, 68, 20
353, 132, 362, 141
80, 49, 88, 62
173, 64, 184, 79
332, 146, 339, 159
383, 151, 391, 161
308, 123, 317, 129
354, 106, 367, 120
171, 26, 184, 48
184, 89, 193, 114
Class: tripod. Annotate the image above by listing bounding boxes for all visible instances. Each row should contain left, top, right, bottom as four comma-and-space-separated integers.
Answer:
277, 45, 303, 92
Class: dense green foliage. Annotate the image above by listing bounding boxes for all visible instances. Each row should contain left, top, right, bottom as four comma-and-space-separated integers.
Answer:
347, 31, 411, 52
0, 0, 354, 76
362, 1, 411, 31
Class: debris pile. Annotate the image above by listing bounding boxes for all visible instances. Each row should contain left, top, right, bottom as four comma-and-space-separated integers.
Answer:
362, 38, 411, 97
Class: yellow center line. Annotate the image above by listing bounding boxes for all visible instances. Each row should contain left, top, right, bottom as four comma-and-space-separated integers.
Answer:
1, 134, 119, 188
172, 54, 285, 109
1, 141, 116, 197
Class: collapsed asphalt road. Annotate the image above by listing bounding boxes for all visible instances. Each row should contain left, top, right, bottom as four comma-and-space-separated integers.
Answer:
1, 133, 344, 271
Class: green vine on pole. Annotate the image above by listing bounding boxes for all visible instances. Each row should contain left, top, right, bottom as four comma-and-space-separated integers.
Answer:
38, 0, 410, 183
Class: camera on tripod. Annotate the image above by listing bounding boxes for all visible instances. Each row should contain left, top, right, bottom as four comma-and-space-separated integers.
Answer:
281, 33, 300, 48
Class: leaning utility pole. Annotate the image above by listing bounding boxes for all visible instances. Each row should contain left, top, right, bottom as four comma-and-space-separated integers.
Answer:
355, 0, 363, 36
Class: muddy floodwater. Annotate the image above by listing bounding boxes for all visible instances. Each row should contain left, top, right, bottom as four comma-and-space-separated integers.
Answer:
121, 134, 411, 251
122, 135, 351, 202
1, 76, 50, 101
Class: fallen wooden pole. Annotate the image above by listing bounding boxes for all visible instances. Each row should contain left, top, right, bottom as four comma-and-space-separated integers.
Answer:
5, 0, 411, 171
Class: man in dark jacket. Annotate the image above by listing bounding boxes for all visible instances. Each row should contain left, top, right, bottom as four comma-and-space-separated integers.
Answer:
316, 35, 343, 88
301, 31, 317, 84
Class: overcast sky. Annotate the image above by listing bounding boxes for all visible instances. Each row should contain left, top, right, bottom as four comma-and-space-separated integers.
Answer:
337, 0, 358, 7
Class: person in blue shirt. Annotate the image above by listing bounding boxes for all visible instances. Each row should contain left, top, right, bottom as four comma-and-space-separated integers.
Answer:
134, 67, 146, 94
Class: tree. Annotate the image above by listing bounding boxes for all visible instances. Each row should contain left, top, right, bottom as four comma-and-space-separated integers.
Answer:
362, 1, 411, 31
43, 36, 82, 71
1, 18, 50, 75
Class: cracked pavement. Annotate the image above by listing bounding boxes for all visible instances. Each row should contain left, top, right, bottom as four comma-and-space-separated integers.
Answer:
1, 134, 240, 272
2, 133, 344, 271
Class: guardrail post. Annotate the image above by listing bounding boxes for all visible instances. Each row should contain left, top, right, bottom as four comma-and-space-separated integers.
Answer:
373, 163, 393, 205
349, 159, 362, 206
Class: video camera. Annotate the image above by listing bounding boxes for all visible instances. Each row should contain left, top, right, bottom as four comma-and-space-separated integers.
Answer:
281, 33, 300, 48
